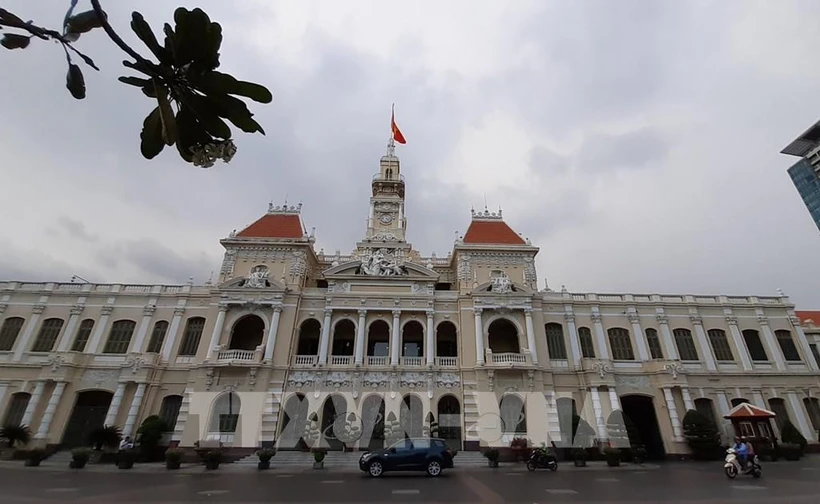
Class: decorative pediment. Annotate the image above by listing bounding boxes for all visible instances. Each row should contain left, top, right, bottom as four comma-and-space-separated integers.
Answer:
218, 275, 286, 291
471, 279, 533, 295
323, 260, 439, 280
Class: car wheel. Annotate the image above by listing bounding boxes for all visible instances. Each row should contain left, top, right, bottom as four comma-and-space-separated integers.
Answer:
426, 460, 442, 477
368, 460, 384, 478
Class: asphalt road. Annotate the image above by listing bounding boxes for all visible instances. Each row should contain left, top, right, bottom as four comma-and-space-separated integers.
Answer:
1, 460, 819, 504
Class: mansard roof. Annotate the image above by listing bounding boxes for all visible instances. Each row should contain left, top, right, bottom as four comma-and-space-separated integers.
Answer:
795, 310, 820, 326
462, 208, 526, 245
236, 203, 306, 239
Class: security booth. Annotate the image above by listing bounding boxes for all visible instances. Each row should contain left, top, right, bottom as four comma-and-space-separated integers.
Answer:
724, 403, 778, 457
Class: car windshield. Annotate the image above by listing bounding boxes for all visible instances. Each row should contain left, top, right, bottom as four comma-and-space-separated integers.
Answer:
388, 439, 413, 450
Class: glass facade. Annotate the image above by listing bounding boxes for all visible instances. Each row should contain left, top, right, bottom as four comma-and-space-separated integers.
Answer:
787, 158, 820, 231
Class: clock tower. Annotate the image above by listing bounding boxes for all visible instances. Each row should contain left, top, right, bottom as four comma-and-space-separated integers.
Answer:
364, 151, 407, 243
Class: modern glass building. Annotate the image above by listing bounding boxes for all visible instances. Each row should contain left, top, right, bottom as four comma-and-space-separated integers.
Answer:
781, 120, 820, 232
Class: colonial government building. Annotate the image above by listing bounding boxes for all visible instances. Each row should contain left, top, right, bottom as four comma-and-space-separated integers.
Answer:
1, 150, 820, 458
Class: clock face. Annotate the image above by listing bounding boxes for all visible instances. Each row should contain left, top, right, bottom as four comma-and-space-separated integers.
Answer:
379, 213, 393, 224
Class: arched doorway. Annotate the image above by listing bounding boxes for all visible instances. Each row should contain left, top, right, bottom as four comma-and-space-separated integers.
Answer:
620, 394, 665, 460
437, 395, 462, 450
296, 319, 321, 356
556, 397, 577, 448
331, 319, 355, 358
499, 394, 527, 438
401, 321, 424, 361
366, 320, 390, 363
400, 395, 424, 438
436, 322, 458, 362
488, 319, 520, 354
279, 393, 309, 450
228, 315, 265, 350
361, 395, 386, 451
61, 390, 113, 448
320, 395, 347, 450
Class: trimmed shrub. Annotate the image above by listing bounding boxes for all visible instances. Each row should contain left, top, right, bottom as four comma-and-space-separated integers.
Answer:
780, 420, 807, 451
682, 409, 722, 460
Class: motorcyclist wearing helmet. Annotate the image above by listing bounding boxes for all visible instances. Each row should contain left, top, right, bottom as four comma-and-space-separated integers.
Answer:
732, 436, 748, 470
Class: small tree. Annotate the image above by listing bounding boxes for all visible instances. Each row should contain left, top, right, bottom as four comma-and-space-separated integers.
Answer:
0, 425, 32, 448
88, 425, 122, 451
571, 415, 596, 448
779, 420, 807, 451
682, 409, 721, 460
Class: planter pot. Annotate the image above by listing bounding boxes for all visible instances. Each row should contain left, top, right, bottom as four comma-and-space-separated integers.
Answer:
784, 453, 801, 461
574, 459, 587, 467
70, 459, 88, 469
313, 461, 324, 469
205, 461, 220, 470
606, 458, 620, 467
166, 460, 181, 470
117, 461, 134, 469
24, 459, 41, 467
258, 460, 270, 470
487, 460, 499, 468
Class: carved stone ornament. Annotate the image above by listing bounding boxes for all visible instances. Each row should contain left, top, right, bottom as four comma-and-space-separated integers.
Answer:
47, 354, 65, 372
374, 202, 399, 212
614, 374, 651, 390
290, 250, 307, 278
244, 265, 270, 288
0, 303, 6, 314
627, 312, 640, 324
362, 372, 389, 388
325, 371, 352, 389
400, 372, 426, 389
757, 315, 769, 326
205, 368, 215, 391
487, 369, 495, 392
288, 371, 317, 388
725, 315, 738, 325
32, 303, 46, 314
689, 315, 703, 325
71, 304, 86, 316
490, 273, 513, 294
527, 370, 535, 392
592, 360, 610, 378
370, 231, 398, 242
390, 371, 398, 399
81, 369, 119, 386
664, 361, 685, 379
457, 253, 471, 282
352, 372, 362, 399
789, 315, 802, 326
328, 281, 351, 294
427, 372, 434, 399
359, 248, 406, 276
124, 354, 146, 374
655, 314, 668, 325
591, 313, 603, 324
436, 372, 461, 389
564, 313, 576, 324
248, 367, 258, 389
220, 249, 237, 277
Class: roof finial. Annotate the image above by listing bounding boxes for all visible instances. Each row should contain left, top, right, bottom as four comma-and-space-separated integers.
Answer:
483, 193, 488, 212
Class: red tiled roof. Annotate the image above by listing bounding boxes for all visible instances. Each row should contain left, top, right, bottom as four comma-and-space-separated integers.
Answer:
794, 310, 820, 325
463, 220, 526, 245
236, 214, 305, 239
724, 403, 776, 419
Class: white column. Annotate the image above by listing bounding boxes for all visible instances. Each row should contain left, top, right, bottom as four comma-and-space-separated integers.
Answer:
715, 390, 733, 443
681, 387, 694, 412
104, 382, 127, 426
35, 382, 66, 439
591, 311, 610, 360
390, 310, 401, 366
524, 308, 538, 365
122, 383, 147, 437
758, 317, 785, 371
20, 381, 45, 427
204, 305, 227, 361
263, 306, 282, 362
690, 316, 717, 371
628, 312, 649, 361
790, 315, 820, 371
785, 391, 815, 440
318, 309, 333, 365
0, 383, 8, 418
85, 305, 113, 354
662, 387, 683, 441
161, 307, 186, 361
425, 310, 435, 366
656, 313, 678, 360
129, 306, 155, 353
354, 309, 367, 365
474, 308, 485, 365
725, 316, 752, 370
13, 305, 44, 361
608, 388, 621, 411
564, 312, 582, 368
590, 387, 607, 439
55, 305, 83, 352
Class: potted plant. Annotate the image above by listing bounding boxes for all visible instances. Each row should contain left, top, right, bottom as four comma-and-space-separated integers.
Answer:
603, 447, 620, 467
117, 449, 136, 469
88, 425, 122, 451
165, 448, 182, 470
484, 448, 500, 468
70, 448, 91, 469
633, 445, 647, 465
779, 443, 802, 461
203, 450, 222, 470
136, 415, 171, 462
257, 449, 275, 470
572, 448, 588, 467
312, 448, 326, 469
24, 448, 45, 467
510, 437, 528, 462
0, 425, 32, 450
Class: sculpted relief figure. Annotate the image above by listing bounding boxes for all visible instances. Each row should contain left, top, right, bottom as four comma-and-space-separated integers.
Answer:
491, 272, 513, 293
245, 265, 270, 288
360, 248, 406, 276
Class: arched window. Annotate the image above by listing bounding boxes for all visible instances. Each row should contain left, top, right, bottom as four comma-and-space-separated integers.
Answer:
694, 398, 717, 424
488, 319, 520, 354
31, 318, 65, 352
103, 320, 136, 354
3, 392, 30, 426
228, 315, 265, 351
707, 329, 734, 362
210, 392, 241, 433
0, 317, 25, 351
366, 320, 390, 357
178, 317, 206, 356
803, 397, 820, 432
297, 319, 321, 355
774, 330, 801, 361
768, 398, 791, 430
673, 328, 699, 361
159, 395, 183, 429
146, 321, 169, 353
545, 323, 567, 360
742, 330, 768, 361
577, 327, 595, 358
401, 321, 424, 358
436, 322, 458, 358
71, 319, 95, 352
730, 398, 749, 407
331, 319, 355, 356
645, 328, 663, 359
499, 394, 526, 434
607, 328, 634, 360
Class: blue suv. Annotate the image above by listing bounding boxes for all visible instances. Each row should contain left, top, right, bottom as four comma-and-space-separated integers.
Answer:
359, 438, 455, 477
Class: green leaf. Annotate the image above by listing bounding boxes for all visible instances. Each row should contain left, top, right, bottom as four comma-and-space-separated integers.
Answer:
130, 12, 172, 66
66, 63, 86, 99
181, 93, 231, 139
163, 23, 176, 63
197, 71, 273, 103
62, 0, 80, 32
1, 34, 30, 50
203, 93, 265, 135
155, 84, 178, 145
66, 10, 106, 35
140, 107, 164, 159
122, 59, 153, 76
118, 76, 150, 87
175, 106, 211, 163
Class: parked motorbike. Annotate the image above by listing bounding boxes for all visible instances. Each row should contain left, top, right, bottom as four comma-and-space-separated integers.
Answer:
526, 447, 558, 472
724, 448, 761, 479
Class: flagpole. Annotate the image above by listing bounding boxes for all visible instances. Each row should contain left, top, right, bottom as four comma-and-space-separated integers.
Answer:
387, 103, 396, 157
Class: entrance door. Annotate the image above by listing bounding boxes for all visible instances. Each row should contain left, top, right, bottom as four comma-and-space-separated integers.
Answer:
320, 395, 347, 451
437, 395, 462, 450
61, 391, 113, 448
620, 394, 666, 460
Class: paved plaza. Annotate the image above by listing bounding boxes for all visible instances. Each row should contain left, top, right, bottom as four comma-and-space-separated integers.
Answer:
0, 457, 818, 503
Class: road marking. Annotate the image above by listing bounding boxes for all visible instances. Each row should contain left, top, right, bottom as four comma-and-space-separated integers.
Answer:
633, 471, 647, 474
505, 472, 522, 476
45, 488, 79, 493
596, 477, 619, 482
731, 485, 767, 490
197, 490, 229, 495
545, 489, 578, 495
392, 489, 420, 495
322, 480, 345, 484
276, 474, 294, 478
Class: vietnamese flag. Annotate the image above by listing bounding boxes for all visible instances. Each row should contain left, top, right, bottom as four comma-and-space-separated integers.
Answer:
391, 105, 406, 144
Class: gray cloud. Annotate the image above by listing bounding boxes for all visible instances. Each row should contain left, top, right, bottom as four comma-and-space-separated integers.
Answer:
54, 216, 98, 243
575, 127, 670, 174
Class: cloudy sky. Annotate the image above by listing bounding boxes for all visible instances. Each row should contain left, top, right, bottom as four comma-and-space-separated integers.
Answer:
2, 0, 820, 307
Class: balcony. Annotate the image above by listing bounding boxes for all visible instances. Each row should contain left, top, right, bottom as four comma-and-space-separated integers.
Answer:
330, 355, 353, 367
293, 355, 318, 367
367, 356, 389, 367
435, 356, 458, 368
216, 349, 257, 363
400, 356, 423, 367
488, 352, 529, 366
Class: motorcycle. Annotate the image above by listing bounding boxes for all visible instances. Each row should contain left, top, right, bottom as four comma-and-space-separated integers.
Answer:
526, 447, 558, 472
724, 448, 761, 479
